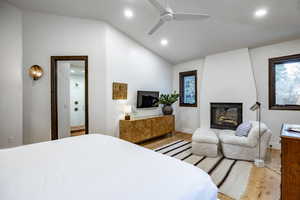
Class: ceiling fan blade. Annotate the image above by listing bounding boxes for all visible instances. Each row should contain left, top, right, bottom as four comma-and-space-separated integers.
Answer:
148, 20, 165, 35
173, 13, 210, 21
148, 0, 167, 14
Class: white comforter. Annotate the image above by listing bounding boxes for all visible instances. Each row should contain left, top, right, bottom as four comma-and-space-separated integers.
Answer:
0, 134, 217, 200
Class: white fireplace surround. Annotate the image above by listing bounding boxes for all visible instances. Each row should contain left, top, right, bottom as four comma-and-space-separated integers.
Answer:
200, 48, 257, 129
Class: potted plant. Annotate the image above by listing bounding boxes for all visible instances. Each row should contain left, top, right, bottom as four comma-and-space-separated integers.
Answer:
158, 92, 179, 115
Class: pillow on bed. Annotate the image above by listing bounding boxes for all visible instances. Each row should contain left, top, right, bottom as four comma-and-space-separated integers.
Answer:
235, 122, 252, 137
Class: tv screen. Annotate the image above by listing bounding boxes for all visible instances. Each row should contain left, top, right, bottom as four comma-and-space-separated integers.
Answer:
137, 91, 159, 108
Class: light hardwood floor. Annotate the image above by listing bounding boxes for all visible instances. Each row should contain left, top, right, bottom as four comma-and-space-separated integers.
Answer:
71, 130, 85, 137
70, 126, 86, 137
141, 132, 281, 200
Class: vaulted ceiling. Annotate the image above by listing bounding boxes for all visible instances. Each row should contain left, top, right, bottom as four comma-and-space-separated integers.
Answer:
8, 0, 300, 64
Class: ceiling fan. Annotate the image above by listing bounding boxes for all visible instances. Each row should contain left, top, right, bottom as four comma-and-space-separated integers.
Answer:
147, 0, 210, 35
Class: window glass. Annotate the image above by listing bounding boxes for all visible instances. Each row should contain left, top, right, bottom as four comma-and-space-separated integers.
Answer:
275, 62, 300, 106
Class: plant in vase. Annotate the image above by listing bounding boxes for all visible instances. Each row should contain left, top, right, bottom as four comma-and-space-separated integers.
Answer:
158, 92, 179, 115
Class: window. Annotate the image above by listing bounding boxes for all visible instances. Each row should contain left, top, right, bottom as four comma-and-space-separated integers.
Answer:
269, 54, 300, 110
179, 70, 197, 107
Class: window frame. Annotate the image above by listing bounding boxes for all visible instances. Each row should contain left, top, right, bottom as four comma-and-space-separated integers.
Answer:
269, 54, 300, 110
179, 70, 197, 107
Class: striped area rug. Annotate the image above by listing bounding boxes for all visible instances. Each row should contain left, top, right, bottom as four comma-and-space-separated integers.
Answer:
154, 140, 253, 200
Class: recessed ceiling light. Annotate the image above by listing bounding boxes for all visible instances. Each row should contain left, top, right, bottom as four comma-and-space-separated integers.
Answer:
124, 9, 134, 19
160, 39, 168, 46
254, 9, 267, 18
71, 70, 75, 73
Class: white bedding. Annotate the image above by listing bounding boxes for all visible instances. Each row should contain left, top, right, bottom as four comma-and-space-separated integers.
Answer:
0, 134, 217, 200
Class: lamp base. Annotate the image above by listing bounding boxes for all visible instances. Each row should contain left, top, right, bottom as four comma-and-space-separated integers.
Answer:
254, 159, 265, 168
125, 115, 131, 120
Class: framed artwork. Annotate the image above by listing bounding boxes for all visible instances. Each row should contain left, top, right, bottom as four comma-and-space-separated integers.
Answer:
269, 54, 300, 110
112, 82, 128, 100
179, 70, 197, 107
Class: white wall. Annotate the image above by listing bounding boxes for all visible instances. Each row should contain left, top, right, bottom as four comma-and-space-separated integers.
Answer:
250, 39, 300, 149
23, 12, 107, 144
200, 48, 257, 128
0, 1, 23, 148
172, 59, 204, 133
105, 26, 172, 137
22, 11, 172, 143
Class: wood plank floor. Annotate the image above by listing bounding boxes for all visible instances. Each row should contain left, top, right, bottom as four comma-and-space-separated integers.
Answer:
141, 132, 281, 200
70, 126, 86, 137
71, 130, 86, 137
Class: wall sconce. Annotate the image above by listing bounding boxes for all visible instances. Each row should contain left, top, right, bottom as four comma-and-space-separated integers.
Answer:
28, 65, 43, 80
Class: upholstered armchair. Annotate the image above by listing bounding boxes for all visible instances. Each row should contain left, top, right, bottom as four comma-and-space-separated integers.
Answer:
219, 121, 272, 161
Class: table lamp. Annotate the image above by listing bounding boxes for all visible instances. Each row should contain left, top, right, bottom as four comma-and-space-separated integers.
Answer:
124, 105, 132, 120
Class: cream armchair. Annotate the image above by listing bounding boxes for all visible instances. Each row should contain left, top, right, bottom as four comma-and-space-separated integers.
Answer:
219, 121, 272, 161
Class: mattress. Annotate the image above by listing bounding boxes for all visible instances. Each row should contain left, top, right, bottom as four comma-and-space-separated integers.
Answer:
0, 134, 217, 200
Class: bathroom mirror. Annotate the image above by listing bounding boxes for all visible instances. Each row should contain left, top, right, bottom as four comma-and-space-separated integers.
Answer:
51, 56, 88, 140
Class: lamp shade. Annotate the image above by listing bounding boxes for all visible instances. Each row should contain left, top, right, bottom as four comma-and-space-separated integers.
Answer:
250, 102, 261, 111
124, 105, 132, 114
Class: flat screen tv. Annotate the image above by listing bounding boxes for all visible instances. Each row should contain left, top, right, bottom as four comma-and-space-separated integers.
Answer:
137, 91, 159, 108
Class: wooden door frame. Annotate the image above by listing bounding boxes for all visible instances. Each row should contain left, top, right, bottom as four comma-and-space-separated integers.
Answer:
51, 56, 89, 140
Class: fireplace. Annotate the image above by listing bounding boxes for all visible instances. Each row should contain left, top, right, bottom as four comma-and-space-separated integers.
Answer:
210, 103, 243, 130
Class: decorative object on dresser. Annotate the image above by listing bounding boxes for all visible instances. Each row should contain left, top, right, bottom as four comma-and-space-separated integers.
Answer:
281, 124, 300, 200
158, 92, 179, 115
119, 115, 175, 143
28, 65, 43, 80
112, 82, 128, 100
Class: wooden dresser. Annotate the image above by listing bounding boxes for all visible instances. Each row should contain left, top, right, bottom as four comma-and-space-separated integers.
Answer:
119, 115, 175, 143
281, 124, 300, 200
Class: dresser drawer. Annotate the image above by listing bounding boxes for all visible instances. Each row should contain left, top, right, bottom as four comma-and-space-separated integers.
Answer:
120, 115, 175, 143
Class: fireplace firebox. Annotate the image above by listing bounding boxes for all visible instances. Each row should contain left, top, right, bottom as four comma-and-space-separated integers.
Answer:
210, 103, 243, 130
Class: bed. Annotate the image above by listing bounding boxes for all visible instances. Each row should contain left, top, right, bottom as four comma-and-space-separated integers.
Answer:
0, 134, 217, 200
